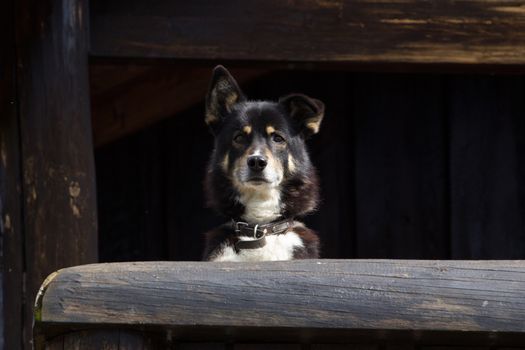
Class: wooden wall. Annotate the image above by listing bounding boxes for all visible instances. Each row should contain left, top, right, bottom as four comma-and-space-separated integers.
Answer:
95, 68, 525, 262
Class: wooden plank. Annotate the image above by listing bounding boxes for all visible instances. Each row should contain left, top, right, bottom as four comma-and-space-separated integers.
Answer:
0, 0, 24, 348
90, 0, 525, 65
37, 260, 525, 340
448, 76, 525, 259
14, 0, 98, 347
353, 75, 448, 258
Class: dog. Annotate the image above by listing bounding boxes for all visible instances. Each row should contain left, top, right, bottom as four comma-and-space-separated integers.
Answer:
202, 65, 324, 262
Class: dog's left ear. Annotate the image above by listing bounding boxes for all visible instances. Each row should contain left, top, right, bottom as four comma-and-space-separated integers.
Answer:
205, 65, 245, 131
279, 94, 325, 137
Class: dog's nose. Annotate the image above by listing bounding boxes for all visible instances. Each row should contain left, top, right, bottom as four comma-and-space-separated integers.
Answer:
247, 155, 267, 171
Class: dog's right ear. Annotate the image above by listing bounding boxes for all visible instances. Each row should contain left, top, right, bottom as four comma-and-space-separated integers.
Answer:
279, 93, 324, 138
205, 65, 245, 132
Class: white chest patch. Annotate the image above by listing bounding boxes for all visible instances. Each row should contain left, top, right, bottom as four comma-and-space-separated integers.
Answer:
211, 231, 304, 262
238, 186, 281, 224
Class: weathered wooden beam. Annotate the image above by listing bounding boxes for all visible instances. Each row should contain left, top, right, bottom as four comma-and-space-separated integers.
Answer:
14, 0, 98, 347
35, 260, 525, 348
90, 0, 525, 65
90, 64, 268, 147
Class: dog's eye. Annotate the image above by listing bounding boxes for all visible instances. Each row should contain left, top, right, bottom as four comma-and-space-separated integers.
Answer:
272, 134, 285, 143
233, 133, 245, 143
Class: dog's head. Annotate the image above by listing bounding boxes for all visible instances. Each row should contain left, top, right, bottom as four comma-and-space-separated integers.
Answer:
204, 66, 324, 221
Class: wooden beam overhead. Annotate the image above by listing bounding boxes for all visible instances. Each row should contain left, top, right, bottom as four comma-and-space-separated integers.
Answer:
90, 0, 525, 65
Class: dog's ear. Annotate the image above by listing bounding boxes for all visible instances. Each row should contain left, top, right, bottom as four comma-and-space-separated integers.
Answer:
205, 65, 245, 131
279, 94, 324, 138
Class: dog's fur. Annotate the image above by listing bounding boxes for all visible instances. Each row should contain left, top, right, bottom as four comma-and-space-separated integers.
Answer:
202, 66, 324, 261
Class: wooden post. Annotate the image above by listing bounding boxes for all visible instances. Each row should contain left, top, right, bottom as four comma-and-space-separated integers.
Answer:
1, 0, 24, 349
12, 0, 98, 348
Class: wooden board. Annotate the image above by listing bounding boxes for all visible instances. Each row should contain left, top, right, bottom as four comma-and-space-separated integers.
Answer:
90, 0, 525, 65
14, 0, 99, 347
37, 260, 525, 341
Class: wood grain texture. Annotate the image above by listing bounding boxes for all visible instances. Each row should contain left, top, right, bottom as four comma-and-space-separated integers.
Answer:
90, 0, 525, 65
38, 260, 525, 334
14, 0, 98, 347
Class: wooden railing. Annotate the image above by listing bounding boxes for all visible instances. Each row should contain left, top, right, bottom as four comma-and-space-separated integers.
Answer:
34, 260, 525, 349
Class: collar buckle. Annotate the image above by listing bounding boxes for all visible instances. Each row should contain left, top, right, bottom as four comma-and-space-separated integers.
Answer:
233, 221, 267, 239
233, 221, 249, 233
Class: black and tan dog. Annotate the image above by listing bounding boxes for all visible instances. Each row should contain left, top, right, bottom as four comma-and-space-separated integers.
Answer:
202, 66, 324, 261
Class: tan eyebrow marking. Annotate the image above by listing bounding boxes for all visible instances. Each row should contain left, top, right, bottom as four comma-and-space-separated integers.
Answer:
205, 113, 219, 125
243, 125, 252, 134
266, 125, 275, 135
221, 153, 229, 172
288, 154, 296, 173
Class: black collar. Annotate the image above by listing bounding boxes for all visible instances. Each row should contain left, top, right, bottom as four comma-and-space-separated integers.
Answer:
231, 218, 294, 251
